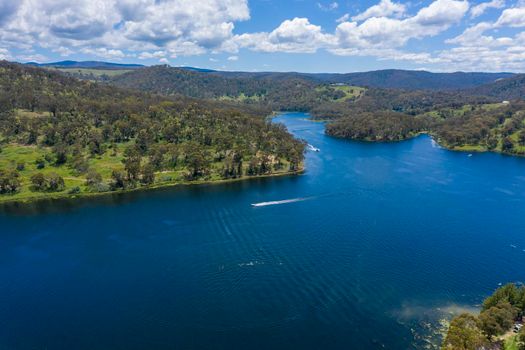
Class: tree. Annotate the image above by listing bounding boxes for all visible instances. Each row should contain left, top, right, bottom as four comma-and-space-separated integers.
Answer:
183, 143, 210, 180
0, 170, 21, 194
141, 162, 155, 185
53, 143, 68, 165
111, 170, 127, 189
502, 137, 514, 152
124, 146, 142, 182
519, 130, 525, 146
483, 283, 524, 312
85, 169, 103, 188
35, 157, 46, 169
46, 172, 65, 192
441, 313, 486, 350
30, 173, 47, 191
478, 301, 517, 339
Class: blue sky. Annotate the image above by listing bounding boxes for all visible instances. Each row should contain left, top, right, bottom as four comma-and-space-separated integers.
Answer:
0, 0, 524, 72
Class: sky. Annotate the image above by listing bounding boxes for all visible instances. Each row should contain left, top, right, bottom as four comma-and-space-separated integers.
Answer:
0, 0, 524, 73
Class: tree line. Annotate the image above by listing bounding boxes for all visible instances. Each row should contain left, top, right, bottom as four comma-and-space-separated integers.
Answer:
0, 61, 305, 198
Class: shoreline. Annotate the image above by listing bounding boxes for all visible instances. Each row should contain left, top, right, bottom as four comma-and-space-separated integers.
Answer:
0, 167, 305, 205
327, 130, 525, 157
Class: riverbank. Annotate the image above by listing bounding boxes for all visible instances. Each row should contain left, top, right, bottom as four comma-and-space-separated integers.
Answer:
0, 166, 304, 205
326, 129, 525, 157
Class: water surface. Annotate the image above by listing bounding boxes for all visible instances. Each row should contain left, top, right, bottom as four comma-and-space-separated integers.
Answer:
1, 112, 525, 349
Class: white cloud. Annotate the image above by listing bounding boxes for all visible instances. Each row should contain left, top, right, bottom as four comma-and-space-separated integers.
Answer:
138, 50, 167, 59
352, 0, 406, 21
81, 47, 126, 59
317, 2, 339, 11
159, 57, 169, 64
0, 0, 250, 57
336, 14, 350, 23
53, 46, 74, 57
335, 0, 469, 50
470, 0, 505, 18
495, 6, 525, 27
0, 48, 11, 60
235, 17, 334, 53
227, 55, 239, 61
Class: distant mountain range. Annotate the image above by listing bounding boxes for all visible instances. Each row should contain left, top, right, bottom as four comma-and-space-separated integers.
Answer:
24, 60, 519, 91
26, 60, 144, 69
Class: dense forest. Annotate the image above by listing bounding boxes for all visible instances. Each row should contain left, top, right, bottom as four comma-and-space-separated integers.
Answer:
468, 74, 525, 101
0, 61, 305, 202
106, 65, 525, 155
442, 283, 525, 350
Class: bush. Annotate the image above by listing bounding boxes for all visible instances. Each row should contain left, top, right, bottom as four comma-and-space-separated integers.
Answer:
47, 173, 65, 192
67, 186, 81, 194
16, 162, 25, 171
30, 173, 47, 191
85, 169, 103, 188
0, 170, 21, 194
35, 158, 46, 169
92, 182, 110, 193
30, 172, 65, 192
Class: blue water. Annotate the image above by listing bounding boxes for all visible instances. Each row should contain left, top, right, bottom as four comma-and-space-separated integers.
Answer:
1, 112, 525, 350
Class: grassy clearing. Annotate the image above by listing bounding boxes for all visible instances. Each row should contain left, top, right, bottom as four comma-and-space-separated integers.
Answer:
0, 143, 299, 204
217, 93, 262, 102
452, 144, 487, 152
316, 85, 366, 102
504, 334, 520, 350
15, 109, 52, 118
48, 68, 133, 77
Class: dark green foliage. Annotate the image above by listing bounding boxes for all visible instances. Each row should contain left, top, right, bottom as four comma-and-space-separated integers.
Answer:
30, 172, 65, 192
441, 313, 487, 350
141, 162, 155, 185
85, 169, 103, 188
443, 283, 525, 349
0, 169, 21, 194
68, 186, 81, 194
111, 170, 128, 190
326, 111, 424, 141
35, 157, 46, 169
30, 173, 46, 191
110, 66, 513, 93
482, 283, 525, 312
469, 74, 525, 100
0, 61, 305, 198
478, 301, 517, 339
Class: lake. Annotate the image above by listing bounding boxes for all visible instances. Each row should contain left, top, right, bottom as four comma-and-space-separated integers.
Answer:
1, 112, 525, 350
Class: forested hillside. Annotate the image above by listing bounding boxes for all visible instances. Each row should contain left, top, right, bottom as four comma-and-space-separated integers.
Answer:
312, 70, 514, 90
110, 65, 352, 111
0, 61, 305, 202
110, 65, 513, 94
106, 64, 525, 156
469, 74, 525, 100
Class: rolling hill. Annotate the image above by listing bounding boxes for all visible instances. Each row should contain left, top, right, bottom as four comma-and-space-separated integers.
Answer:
468, 74, 525, 100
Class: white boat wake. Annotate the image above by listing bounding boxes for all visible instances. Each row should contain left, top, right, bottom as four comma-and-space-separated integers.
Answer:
251, 197, 310, 207
307, 144, 320, 152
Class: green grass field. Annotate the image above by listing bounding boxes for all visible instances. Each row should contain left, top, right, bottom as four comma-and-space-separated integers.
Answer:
316, 84, 366, 102
504, 334, 520, 350
49, 67, 133, 77
0, 143, 298, 204
217, 92, 262, 102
